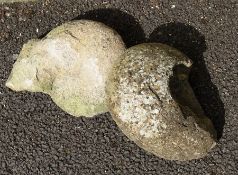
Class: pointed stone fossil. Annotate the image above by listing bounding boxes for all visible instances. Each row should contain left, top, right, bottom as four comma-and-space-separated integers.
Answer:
6, 20, 126, 117
106, 43, 217, 161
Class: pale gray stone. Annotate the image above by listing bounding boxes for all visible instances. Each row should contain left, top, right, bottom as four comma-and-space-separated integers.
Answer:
6, 20, 126, 117
106, 43, 217, 161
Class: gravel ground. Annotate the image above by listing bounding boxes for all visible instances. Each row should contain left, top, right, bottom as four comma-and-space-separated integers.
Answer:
0, 0, 237, 174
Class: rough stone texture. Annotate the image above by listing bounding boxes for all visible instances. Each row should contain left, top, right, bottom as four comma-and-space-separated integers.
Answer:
106, 43, 217, 161
5, 20, 126, 117
0, 0, 237, 174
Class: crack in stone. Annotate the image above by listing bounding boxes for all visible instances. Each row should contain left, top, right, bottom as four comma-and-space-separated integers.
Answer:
148, 85, 163, 106
178, 122, 188, 127
65, 30, 80, 41
35, 68, 40, 82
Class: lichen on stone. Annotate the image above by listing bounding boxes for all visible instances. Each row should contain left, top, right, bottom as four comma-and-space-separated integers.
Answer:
106, 43, 217, 161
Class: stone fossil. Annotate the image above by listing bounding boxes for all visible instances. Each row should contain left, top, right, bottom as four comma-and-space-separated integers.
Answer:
6, 20, 126, 117
106, 43, 217, 161
6, 19, 217, 161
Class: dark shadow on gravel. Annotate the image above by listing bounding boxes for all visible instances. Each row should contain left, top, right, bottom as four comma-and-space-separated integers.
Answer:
149, 22, 225, 140
76, 9, 146, 47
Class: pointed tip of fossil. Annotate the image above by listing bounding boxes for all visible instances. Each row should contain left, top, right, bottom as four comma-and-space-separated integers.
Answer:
5, 79, 20, 92
5, 79, 14, 89
5, 76, 21, 92
5, 83, 12, 89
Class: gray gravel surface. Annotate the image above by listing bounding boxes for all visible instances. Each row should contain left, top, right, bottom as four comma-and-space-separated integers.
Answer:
0, 0, 237, 174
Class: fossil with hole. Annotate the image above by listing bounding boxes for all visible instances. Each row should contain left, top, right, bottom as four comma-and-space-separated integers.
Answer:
6, 20, 126, 117
106, 43, 217, 161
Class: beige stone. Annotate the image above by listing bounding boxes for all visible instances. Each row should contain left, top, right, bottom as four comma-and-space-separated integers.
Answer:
106, 43, 217, 161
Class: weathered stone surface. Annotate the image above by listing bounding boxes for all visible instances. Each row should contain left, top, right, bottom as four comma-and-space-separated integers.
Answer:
106, 43, 217, 161
6, 20, 126, 117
